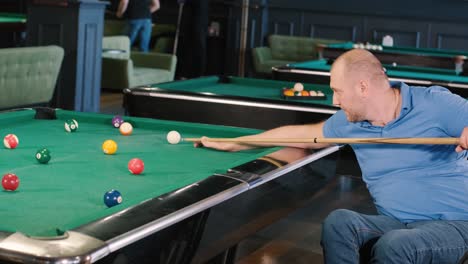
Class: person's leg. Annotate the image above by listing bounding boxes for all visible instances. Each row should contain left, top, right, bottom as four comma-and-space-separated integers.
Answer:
371, 220, 468, 264
321, 209, 406, 264
126, 20, 142, 48
138, 19, 152, 52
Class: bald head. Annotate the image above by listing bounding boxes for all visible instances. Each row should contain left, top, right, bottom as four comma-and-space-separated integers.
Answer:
331, 49, 387, 86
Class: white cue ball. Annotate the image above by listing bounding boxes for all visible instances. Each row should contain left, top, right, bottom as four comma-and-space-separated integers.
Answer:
167, 130, 181, 144
293, 82, 304, 92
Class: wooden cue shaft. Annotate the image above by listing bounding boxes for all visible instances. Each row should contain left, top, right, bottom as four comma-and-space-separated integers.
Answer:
184, 137, 460, 145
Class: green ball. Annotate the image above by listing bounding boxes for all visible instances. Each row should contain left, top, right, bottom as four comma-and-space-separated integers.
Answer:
36, 148, 51, 164
64, 119, 78, 132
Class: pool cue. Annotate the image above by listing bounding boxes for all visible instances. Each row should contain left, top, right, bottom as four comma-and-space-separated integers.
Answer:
184, 137, 460, 145
172, 0, 185, 55
238, 0, 249, 77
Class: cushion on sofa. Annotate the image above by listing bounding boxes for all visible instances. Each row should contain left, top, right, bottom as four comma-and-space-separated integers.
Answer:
0, 45, 64, 109
132, 67, 173, 85
269, 35, 318, 61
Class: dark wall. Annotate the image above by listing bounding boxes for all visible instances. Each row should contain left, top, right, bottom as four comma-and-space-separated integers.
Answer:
225, 0, 468, 76
9, 0, 467, 77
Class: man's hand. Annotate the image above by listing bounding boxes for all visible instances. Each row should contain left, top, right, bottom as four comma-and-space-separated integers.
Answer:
193, 136, 253, 152
456, 127, 468, 152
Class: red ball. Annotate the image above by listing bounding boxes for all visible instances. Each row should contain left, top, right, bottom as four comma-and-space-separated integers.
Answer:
128, 158, 144, 175
4, 134, 19, 149
2, 173, 19, 191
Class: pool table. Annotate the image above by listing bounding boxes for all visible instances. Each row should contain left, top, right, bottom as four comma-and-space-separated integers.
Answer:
317, 41, 468, 74
123, 76, 338, 130
0, 12, 26, 47
0, 107, 340, 263
273, 59, 468, 98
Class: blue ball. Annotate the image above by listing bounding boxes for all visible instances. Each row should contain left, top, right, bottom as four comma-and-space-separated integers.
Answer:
103, 189, 122, 207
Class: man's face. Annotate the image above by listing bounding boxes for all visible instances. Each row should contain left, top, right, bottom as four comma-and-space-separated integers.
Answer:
330, 66, 367, 122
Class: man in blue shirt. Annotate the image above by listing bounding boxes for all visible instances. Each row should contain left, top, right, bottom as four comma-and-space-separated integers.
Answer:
116, 0, 160, 52
195, 49, 468, 263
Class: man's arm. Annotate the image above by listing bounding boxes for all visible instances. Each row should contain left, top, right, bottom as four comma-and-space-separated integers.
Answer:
456, 127, 468, 153
150, 0, 160, 13
116, 0, 129, 18
195, 122, 330, 152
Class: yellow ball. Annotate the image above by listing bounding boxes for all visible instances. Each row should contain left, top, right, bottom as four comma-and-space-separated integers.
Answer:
102, 139, 118, 155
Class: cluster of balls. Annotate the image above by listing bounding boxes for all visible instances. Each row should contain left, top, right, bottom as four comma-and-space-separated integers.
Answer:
2, 119, 81, 191
2, 117, 142, 208
2, 134, 52, 191
111, 115, 133, 136
282, 82, 325, 97
100, 116, 146, 207
353, 43, 383, 51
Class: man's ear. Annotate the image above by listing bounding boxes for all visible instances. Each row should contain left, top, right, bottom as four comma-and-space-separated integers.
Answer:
359, 80, 369, 97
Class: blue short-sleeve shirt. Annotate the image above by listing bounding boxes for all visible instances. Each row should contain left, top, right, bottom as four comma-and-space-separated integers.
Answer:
323, 82, 468, 222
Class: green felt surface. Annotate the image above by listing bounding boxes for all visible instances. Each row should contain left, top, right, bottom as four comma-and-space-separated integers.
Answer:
290, 59, 468, 84
0, 13, 26, 23
0, 110, 277, 237
152, 76, 334, 106
328, 42, 468, 58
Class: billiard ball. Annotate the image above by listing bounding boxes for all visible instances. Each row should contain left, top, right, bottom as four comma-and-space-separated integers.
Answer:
128, 158, 144, 175
112, 115, 124, 128
293, 82, 304, 92
2, 173, 19, 191
102, 139, 118, 155
167, 130, 181, 144
103, 189, 122, 207
35, 148, 51, 164
119, 122, 133, 136
64, 119, 79, 132
3, 134, 19, 149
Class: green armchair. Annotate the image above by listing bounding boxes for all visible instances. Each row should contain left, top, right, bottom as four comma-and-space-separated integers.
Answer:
101, 36, 177, 90
252, 34, 342, 76
0, 45, 64, 110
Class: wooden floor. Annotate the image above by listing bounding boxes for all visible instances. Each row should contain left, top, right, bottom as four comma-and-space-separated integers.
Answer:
100, 91, 125, 115
99, 92, 375, 264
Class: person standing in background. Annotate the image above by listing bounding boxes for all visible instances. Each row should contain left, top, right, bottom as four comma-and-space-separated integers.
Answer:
116, 0, 160, 52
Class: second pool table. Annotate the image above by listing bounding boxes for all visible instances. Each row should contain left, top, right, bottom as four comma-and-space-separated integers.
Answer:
123, 76, 338, 130
273, 59, 468, 98
0, 12, 26, 47
0, 107, 340, 263
318, 41, 468, 74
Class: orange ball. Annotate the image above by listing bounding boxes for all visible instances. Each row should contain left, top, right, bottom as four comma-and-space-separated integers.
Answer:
283, 90, 294, 96
119, 122, 133, 136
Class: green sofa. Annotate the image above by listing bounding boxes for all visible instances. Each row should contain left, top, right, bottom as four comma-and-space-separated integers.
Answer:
101, 36, 177, 90
0, 45, 64, 110
252, 34, 342, 76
